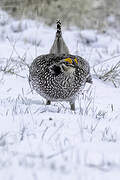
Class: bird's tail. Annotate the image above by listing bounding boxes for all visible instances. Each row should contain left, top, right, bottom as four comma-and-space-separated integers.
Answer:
49, 19, 69, 54
56, 19, 62, 37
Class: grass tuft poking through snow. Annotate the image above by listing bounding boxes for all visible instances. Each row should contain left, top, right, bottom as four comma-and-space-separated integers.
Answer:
93, 61, 120, 88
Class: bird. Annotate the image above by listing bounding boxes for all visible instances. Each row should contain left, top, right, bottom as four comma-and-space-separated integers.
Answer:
49, 19, 69, 54
29, 54, 92, 111
29, 20, 92, 111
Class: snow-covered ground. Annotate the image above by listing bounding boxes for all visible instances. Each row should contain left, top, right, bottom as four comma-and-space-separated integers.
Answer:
0, 10, 120, 180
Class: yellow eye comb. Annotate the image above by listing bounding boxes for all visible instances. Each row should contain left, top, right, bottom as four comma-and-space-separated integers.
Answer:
74, 58, 78, 64
64, 57, 78, 64
64, 58, 72, 64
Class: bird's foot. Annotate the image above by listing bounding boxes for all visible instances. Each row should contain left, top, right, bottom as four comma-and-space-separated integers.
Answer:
70, 102, 75, 111
46, 100, 51, 105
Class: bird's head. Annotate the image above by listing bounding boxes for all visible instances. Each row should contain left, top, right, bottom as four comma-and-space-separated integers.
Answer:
49, 57, 79, 76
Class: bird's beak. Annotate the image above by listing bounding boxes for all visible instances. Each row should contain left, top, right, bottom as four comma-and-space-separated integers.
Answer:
61, 64, 75, 74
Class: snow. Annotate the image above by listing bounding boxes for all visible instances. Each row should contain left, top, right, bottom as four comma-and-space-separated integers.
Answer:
0, 10, 120, 180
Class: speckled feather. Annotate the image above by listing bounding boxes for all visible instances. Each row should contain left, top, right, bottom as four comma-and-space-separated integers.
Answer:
29, 54, 92, 103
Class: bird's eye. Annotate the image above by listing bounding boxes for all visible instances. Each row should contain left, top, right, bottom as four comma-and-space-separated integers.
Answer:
65, 61, 69, 65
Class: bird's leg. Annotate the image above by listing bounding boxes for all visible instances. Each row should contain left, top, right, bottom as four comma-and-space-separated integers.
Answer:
46, 100, 51, 105
69, 102, 75, 111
